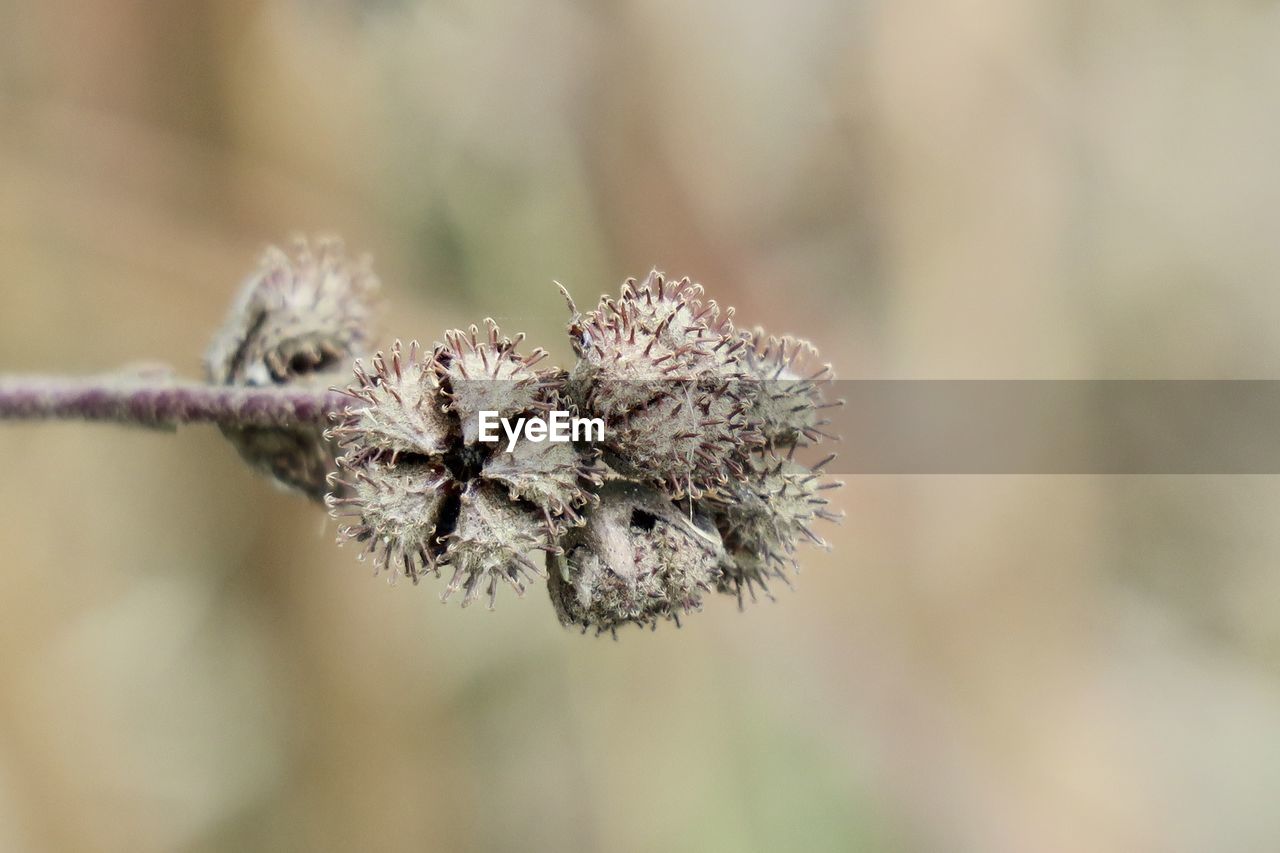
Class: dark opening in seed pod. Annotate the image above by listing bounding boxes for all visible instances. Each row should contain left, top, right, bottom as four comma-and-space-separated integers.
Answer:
547, 481, 724, 635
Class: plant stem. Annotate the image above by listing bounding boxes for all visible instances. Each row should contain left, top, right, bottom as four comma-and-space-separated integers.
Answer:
0, 372, 348, 430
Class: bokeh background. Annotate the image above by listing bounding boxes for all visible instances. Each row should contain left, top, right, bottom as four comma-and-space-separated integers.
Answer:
3, 1, 1280, 851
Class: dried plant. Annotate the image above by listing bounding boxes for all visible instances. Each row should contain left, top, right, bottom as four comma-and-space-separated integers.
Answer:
206, 235, 380, 500
0, 236, 842, 635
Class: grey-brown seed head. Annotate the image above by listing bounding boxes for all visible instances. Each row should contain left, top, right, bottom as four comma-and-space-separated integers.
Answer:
441, 481, 552, 608
547, 481, 724, 635
565, 270, 745, 420
563, 271, 762, 497
433, 319, 554, 445
600, 378, 762, 498
207, 235, 379, 387
329, 340, 454, 464
712, 452, 843, 605
327, 327, 599, 606
279, 262, 845, 628
738, 329, 840, 449
205, 235, 380, 500
327, 457, 451, 582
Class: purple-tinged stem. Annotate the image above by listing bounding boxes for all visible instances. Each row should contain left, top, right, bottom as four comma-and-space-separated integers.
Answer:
0, 373, 348, 429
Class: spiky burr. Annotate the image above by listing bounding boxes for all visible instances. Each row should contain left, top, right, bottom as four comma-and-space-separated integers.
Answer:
326, 326, 598, 607
205, 235, 380, 500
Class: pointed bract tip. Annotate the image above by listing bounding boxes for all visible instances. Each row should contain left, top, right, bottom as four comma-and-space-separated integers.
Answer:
554, 281, 578, 315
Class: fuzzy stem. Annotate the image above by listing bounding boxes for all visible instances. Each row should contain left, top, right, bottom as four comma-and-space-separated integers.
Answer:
0, 373, 347, 430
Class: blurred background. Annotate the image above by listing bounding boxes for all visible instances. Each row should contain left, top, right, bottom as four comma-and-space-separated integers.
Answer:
3, 1, 1280, 851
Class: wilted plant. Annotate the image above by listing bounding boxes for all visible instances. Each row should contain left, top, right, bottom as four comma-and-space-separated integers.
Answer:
0, 236, 842, 635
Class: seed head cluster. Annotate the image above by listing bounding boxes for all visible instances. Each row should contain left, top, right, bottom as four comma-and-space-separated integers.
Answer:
326, 329, 601, 608
208, 239, 841, 634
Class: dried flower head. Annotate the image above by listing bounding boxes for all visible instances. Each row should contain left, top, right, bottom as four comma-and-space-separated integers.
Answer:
712, 452, 843, 604
564, 271, 740, 418
327, 330, 596, 607
547, 481, 724, 635
328, 457, 451, 581
433, 320, 552, 445
738, 330, 839, 448
601, 379, 760, 498
563, 271, 762, 497
441, 481, 550, 607
329, 341, 453, 462
205, 235, 379, 500
289, 255, 844, 629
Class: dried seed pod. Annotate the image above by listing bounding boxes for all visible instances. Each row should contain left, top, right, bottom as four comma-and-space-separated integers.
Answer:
313, 262, 844, 621
433, 319, 552, 444
326, 458, 452, 582
330, 341, 454, 462
206, 235, 379, 500
206, 235, 379, 387
328, 338, 581, 608
327, 341, 459, 586
738, 330, 838, 448
614, 270, 736, 356
440, 481, 550, 608
563, 271, 761, 496
602, 380, 761, 498
713, 452, 843, 604
563, 271, 745, 420
480, 438, 603, 533
547, 481, 724, 635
